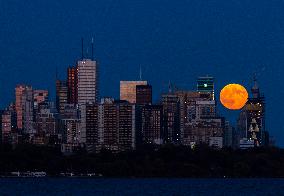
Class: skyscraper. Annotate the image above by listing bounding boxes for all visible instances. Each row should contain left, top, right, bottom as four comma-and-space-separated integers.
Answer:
77, 59, 99, 105
197, 76, 214, 100
162, 94, 180, 144
56, 80, 68, 114
77, 59, 98, 146
33, 90, 48, 111
237, 77, 265, 147
1, 110, 11, 143
67, 66, 78, 104
85, 102, 99, 153
141, 105, 163, 144
15, 85, 33, 133
120, 81, 147, 103
136, 84, 152, 105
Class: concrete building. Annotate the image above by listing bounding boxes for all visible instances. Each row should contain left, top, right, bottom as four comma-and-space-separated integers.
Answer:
33, 90, 49, 111
85, 98, 135, 153
16, 85, 34, 134
15, 85, 33, 131
162, 94, 180, 144
141, 105, 163, 145
77, 59, 99, 105
67, 66, 78, 104
120, 81, 147, 103
237, 77, 266, 147
197, 76, 214, 100
136, 84, 152, 105
77, 59, 98, 145
1, 110, 12, 144
56, 80, 68, 114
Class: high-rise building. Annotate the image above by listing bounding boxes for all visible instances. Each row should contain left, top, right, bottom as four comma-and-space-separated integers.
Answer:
59, 104, 80, 153
197, 76, 214, 100
33, 90, 49, 113
85, 102, 99, 153
77, 59, 98, 145
162, 94, 180, 144
237, 78, 265, 147
34, 103, 58, 135
85, 98, 135, 153
1, 110, 11, 144
15, 85, 34, 134
141, 105, 163, 145
56, 80, 68, 114
15, 85, 31, 130
136, 84, 152, 105
120, 81, 147, 103
67, 66, 78, 104
98, 98, 118, 152
117, 100, 136, 151
77, 59, 99, 105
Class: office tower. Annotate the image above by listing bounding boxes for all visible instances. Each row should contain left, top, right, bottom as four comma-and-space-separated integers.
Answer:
15, 85, 31, 130
117, 100, 136, 151
34, 103, 58, 135
223, 120, 234, 148
15, 85, 34, 134
67, 66, 78, 104
195, 100, 216, 119
77, 59, 99, 105
22, 87, 34, 134
33, 102, 59, 145
33, 90, 49, 113
141, 105, 163, 144
197, 76, 214, 100
77, 59, 98, 146
120, 81, 147, 103
56, 80, 68, 114
98, 98, 118, 152
174, 90, 223, 147
1, 110, 11, 143
162, 94, 180, 144
85, 102, 99, 153
59, 104, 80, 153
136, 84, 152, 105
238, 77, 265, 147
85, 98, 136, 153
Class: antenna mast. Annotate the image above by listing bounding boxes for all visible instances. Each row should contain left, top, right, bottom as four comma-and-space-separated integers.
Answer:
81, 38, 84, 60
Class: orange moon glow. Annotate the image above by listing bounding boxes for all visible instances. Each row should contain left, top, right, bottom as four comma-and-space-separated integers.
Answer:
220, 84, 248, 110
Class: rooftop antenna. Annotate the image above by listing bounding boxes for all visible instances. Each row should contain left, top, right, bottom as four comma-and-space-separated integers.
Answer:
86, 47, 89, 58
168, 81, 172, 93
81, 37, 84, 60
91, 37, 94, 61
139, 65, 142, 81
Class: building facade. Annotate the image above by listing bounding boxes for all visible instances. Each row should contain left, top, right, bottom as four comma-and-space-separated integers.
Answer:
120, 81, 147, 103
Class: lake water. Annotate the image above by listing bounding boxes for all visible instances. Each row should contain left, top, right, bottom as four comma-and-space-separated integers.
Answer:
0, 178, 283, 195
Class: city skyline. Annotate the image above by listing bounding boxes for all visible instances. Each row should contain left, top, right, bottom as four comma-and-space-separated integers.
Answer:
0, 0, 282, 146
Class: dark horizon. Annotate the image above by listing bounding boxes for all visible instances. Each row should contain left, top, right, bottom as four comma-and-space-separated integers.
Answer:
0, 0, 283, 145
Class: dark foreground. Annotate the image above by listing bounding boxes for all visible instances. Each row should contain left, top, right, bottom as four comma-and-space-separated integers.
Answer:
0, 178, 283, 195
1, 144, 284, 177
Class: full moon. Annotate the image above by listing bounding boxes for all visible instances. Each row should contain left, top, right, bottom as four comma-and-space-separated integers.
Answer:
220, 84, 248, 110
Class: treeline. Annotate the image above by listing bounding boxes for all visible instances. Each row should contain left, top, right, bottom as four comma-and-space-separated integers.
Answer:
0, 144, 284, 177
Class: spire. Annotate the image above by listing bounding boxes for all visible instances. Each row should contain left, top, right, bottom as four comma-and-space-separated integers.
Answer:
251, 73, 260, 98
168, 81, 172, 93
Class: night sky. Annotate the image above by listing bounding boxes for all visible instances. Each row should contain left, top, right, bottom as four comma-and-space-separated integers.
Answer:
0, 0, 283, 145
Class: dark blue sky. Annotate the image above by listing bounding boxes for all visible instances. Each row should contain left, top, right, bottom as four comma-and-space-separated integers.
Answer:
0, 0, 283, 145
